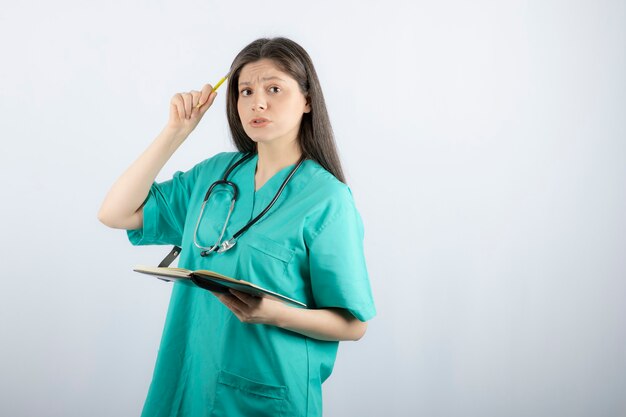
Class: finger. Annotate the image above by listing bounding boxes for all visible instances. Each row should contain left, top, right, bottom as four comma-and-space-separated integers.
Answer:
212, 291, 232, 304
195, 84, 214, 109
170, 102, 180, 123
190, 90, 201, 109
190, 90, 204, 118
222, 295, 241, 312
196, 90, 217, 119
192, 92, 211, 119
199, 90, 218, 114
221, 295, 246, 317
214, 291, 245, 310
171, 94, 185, 121
181, 93, 193, 119
218, 294, 243, 317
212, 291, 229, 304
229, 289, 257, 306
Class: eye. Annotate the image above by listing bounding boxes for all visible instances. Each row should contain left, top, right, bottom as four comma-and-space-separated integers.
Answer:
269, 86, 281, 94
240, 88, 252, 96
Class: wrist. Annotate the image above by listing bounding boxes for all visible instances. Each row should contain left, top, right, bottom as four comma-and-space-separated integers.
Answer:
271, 302, 296, 328
157, 126, 189, 152
162, 125, 189, 142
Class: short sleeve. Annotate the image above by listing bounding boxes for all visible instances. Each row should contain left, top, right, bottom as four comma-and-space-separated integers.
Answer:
307, 193, 376, 322
127, 162, 205, 247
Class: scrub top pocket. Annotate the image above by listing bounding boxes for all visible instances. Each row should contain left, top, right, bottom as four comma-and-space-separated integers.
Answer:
246, 233, 294, 263
211, 370, 287, 417
235, 231, 295, 292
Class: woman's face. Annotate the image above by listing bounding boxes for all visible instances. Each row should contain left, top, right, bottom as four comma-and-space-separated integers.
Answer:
237, 59, 310, 149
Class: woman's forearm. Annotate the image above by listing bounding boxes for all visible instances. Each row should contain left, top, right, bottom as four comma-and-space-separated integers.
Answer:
276, 306, 368, 342
97, 126, 187, 230
99, 86, 218, 230
214, 285, 368, 342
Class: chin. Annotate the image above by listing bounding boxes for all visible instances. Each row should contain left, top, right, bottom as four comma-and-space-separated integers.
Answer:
245, 135, 263, 144
245, 133, 275, 145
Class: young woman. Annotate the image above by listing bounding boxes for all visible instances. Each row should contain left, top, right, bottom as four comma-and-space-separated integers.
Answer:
99, 37, 376, 417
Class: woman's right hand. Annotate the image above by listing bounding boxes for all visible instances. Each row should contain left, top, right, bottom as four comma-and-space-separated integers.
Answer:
166, 83, 218, 137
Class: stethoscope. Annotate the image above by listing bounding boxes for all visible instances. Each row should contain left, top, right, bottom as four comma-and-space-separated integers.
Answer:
193, 152, 306, 256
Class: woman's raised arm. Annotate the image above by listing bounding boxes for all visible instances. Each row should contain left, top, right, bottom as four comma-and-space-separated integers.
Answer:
98, 85, 217, 229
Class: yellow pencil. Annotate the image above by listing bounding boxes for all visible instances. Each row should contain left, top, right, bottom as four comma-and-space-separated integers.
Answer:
213, 73, 229, 91
196, 72, 230, 108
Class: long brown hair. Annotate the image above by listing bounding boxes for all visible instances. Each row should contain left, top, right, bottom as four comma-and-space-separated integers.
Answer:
226, 37, 346, 183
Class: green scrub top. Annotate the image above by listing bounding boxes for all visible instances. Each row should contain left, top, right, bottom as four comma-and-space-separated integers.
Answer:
127, 151, 376, 417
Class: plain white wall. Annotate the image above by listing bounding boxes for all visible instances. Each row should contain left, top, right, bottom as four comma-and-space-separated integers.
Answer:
1, 0, 625, 416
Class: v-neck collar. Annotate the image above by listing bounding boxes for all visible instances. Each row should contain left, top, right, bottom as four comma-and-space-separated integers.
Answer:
231, 153, 298, 218
241, 153, 297, 195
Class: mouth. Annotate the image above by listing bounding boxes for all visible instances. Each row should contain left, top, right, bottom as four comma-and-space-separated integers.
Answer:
250, 118, 270, 127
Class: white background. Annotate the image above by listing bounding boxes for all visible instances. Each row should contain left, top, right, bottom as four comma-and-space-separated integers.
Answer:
1, 1, 625, 416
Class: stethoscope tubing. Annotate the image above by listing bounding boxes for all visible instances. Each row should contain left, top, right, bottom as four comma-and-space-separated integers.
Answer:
195, 152, 305, 256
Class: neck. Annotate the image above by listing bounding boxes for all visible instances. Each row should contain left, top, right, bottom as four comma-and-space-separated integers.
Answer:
256, 141, 302, 175
254, 140, 302, 190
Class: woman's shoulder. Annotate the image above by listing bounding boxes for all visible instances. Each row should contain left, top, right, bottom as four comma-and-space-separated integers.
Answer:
163, 152, 245, 191
185, 151, 245, 180
303, 159, 355, 205
194, 151, 244, 172
300, 161, 363, 245
299, 160, 362, 237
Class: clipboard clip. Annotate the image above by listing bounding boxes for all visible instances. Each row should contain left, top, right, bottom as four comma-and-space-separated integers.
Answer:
158, 246, 182, 268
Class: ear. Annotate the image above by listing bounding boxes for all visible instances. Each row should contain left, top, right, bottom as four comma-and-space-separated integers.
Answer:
304, 96, 311, 113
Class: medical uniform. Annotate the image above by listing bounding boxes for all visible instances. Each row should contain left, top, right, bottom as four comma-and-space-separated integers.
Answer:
127, 151, 376, 417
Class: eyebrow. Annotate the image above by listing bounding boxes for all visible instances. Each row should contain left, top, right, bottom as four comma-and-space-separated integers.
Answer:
238, 76, 286, 86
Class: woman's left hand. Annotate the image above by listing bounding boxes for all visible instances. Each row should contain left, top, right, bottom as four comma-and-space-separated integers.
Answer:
211, 289, 289, 326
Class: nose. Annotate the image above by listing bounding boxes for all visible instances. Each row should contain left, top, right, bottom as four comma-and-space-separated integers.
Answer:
252, 94, 266, 111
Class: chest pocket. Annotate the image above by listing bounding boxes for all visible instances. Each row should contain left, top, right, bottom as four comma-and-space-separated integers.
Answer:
235, 231, 295, 291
